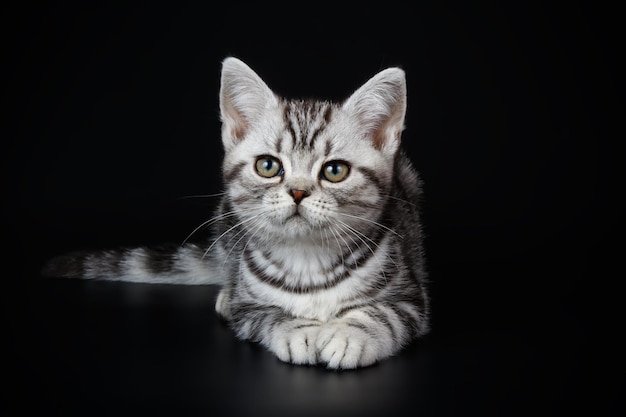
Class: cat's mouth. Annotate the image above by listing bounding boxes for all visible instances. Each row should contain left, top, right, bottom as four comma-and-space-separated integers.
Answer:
285, 211, 304, 222
273, 204, 324, 237
284, 207, 312, 228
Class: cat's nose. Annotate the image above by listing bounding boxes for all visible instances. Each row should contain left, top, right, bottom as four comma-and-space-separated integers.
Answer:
290, 189, 310, 204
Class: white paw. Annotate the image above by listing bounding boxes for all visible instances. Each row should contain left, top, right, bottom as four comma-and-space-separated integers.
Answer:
269, 323, 321, 365
316, 322, 379, 369
215, 288, 231, 319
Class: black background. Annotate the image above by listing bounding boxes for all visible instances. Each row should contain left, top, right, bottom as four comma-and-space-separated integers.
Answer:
3, 1, 622, 416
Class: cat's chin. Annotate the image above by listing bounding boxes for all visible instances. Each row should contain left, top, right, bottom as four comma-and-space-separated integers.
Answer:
275, 215, 320, 240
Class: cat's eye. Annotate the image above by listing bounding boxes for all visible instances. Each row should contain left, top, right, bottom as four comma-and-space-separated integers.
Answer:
255, 156, 283, 178
321, 161, 350, 183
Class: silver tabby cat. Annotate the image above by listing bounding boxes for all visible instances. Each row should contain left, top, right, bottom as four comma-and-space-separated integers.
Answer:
44, 57, 430, 369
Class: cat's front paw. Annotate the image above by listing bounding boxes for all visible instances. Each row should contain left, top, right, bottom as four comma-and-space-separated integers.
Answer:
316, 321, 380, 369
269, 322, 321, 366
215, 288, 231, 319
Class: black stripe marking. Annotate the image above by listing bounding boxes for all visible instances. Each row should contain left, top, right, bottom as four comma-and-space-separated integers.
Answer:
275, 135, 283, 154
307, 105, 332, 148
287, 340, 293, 363
283, 106, 298, 150
244, 248, 357, 294
346, 321, 370, 333
144, 245, 186, 274
324, 138, 333, 157
371, 305, 398, 344
323, 104, 332, 124
223, 161, 246, 183
293, 323, 320, 330
283, 101, 333, 150
257, 239, 370, 283
230, 303, 289, 342
388, 302, 421, 339
357, 166, 386, 191
244, 224, 389, 294
339, 306, 398, 344
317, 329, 338, 352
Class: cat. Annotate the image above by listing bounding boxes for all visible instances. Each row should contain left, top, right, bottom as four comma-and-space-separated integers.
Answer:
43, 57, 430, 369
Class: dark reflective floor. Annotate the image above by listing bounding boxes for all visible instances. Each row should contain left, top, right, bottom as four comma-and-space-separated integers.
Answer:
7, 258, 607, 417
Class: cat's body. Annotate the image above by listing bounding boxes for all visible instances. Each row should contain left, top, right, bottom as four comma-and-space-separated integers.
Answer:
44, 57, 430, 369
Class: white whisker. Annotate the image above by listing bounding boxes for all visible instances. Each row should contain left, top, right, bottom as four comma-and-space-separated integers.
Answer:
178, 192, 227, 200
333, 218, 398, 280
242, 214, 269, 254
380, 193, 417, 208
334, 220, 376, 258
328, 226, 346, 270
181, 210, 241, 247
335, 212, 403, 238
222, 216, 266, 268
201, 211, 265, 260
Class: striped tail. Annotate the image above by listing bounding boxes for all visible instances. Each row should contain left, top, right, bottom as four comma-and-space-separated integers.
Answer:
41, 243, 226, 285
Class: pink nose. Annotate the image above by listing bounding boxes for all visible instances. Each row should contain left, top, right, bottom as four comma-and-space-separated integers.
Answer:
290, 189, 310, 204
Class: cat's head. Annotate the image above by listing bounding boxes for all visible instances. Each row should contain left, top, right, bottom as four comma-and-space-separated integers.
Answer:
218, 57, 407, 243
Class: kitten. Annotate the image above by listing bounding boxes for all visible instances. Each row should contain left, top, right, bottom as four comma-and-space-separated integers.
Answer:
43, 57, 430, 369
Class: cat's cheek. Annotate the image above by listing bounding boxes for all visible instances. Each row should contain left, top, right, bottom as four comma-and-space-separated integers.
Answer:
324, 186, 380, 214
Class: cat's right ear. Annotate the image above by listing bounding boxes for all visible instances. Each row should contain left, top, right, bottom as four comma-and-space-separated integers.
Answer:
219, 57, 278, 149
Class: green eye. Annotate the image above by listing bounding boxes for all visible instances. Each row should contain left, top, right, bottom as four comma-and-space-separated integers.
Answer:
321, 160, 350, 183
255, 156, 283, 178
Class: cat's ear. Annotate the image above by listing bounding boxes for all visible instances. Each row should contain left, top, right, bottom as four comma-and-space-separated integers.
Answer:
342, 67, 407, 154
219, 57, 278, 148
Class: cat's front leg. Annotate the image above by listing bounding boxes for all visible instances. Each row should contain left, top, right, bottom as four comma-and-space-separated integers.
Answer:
229, 302, 322, 365
317, 303, 417, 369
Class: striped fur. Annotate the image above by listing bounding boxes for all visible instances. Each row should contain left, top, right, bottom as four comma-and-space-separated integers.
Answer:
43, 57, 430, 369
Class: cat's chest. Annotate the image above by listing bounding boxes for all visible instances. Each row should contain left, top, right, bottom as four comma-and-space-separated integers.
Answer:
263, 245, 335, 276
238, 239, 391, 321
243, 244, 339, 288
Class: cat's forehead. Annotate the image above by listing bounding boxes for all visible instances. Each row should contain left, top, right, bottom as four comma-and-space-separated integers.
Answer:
230, 97, 376, 165
269, 98, 366, 155
279, 99, 335, 151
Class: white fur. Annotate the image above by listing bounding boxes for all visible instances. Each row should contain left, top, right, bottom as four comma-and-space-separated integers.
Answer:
242, 235, 392, 322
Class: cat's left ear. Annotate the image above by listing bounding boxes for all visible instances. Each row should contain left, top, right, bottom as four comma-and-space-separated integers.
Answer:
342, 67, 407, 154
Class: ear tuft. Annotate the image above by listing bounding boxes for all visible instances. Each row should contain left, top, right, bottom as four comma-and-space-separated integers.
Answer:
342, 68, 407, 152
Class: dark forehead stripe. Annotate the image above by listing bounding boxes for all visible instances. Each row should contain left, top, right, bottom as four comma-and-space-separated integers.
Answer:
283, 100, 333, 150
275, 134, 283, 154
324, 138, 333, 157
283, 107, 298, 150
307, 104, 333, 148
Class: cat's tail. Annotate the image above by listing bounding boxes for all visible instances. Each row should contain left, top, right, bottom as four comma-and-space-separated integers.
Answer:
41, 243, 226, 285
